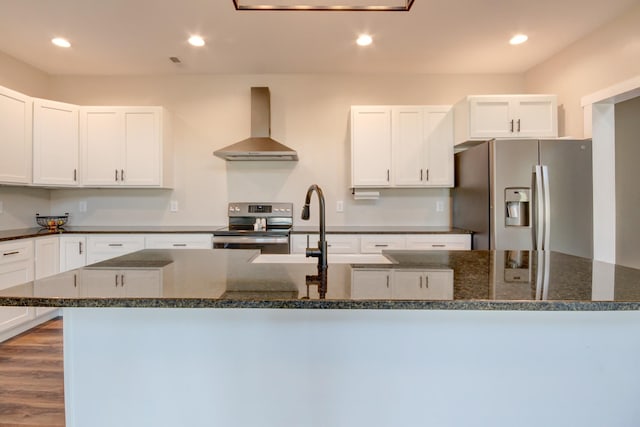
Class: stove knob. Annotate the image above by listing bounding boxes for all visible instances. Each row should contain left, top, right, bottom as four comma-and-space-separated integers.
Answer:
235, 207, 241, 212
229, 206, 234, 212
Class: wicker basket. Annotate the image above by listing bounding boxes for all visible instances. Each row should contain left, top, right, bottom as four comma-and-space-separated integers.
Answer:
36, 213, 69, 230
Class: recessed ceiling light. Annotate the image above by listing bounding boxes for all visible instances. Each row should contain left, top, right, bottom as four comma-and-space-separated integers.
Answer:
51, 37, 71, 48
356, 34, 373, 47
188, 35, 205, 47
509, 34, 528, 45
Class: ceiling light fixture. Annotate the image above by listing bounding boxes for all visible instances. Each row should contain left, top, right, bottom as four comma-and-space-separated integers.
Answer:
356, 34, 373, 46
188, 35, 205, 47
51, 37, 71, 48
509, 34, 528, 45
233, 0, 414, 11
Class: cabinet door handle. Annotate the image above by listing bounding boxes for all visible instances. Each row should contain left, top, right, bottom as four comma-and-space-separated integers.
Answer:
172, 243, 187, 247
420, 169, 423, 181
108, 243, 123, 247
419, 276, 422, 288
510, 119, 514, 132
73, 274, 77, 288
121, 169, 125, 182
115, 275, 119, 287
73, 169, 77, 182
431, 244, 446, 248
121, 274, 125, 287
115, 169, 119, 182
3, 251, 20, 256
386, 275, 390, 288
425, 275, 429, 288
387, 169, 390, 182
426, 169, 429, 181
374, 244, 388, 247
79, 241, 83, 254
517, 119, 521, 132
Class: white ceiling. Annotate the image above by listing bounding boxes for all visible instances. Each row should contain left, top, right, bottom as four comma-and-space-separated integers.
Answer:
0, 0, 637, 76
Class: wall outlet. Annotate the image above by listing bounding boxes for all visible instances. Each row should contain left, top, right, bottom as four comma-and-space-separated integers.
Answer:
336, 200, 344, 213
170, 200, 179, 212
79, 201, 87, 212
436, 201, 445, 212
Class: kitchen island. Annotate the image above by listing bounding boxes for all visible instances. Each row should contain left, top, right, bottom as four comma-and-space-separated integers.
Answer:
1, 249, 640, 427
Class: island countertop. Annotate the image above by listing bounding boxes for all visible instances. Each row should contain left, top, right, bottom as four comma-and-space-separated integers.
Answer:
1, 249, 639, 310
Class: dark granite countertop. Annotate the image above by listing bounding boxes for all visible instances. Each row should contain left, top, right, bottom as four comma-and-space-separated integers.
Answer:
1, 249, 639, 311
0, 226, 226, 242
291, 226, 472, 234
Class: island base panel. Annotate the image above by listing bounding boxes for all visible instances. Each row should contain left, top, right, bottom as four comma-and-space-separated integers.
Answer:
63, 308, 640, 427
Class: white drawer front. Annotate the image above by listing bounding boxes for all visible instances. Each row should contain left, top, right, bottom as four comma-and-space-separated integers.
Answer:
86, 235, 145, 264
405, 234, 471, 250
144, 234, 212, 249
360, 235, 406, 253
0, 239, 33, 265
291, 234, 359, 254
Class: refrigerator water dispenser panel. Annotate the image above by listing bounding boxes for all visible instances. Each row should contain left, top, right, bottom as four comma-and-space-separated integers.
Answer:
505, 188, 530, 227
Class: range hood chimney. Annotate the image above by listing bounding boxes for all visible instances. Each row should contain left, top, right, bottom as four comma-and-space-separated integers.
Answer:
213, 87, 299, 161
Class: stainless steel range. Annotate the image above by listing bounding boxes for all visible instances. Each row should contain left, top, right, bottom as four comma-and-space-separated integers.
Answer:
213, 202, 293, 254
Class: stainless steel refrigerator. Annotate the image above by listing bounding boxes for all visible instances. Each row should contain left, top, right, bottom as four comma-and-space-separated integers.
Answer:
453, 139, 593, 258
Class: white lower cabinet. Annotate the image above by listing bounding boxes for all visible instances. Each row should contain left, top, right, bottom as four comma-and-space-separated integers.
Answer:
0, 240, 35, 338
34, 271, 80, 317
293, 233, 471, 254
35, 236, 60, 279
85, 234, 145, 264
393, 270, 454, 300
351, 268, 453, 300
81, 269, 161, 297
60, 235, 87, 272
144, 234, 212, 249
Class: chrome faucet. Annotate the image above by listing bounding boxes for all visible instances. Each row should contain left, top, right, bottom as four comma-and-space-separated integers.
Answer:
301, 184, 328, 298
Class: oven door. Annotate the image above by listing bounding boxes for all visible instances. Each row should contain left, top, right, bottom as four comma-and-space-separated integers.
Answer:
212, 235, 290, 254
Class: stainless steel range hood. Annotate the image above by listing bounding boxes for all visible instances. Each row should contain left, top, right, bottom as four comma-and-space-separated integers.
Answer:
214, 87, 298, 161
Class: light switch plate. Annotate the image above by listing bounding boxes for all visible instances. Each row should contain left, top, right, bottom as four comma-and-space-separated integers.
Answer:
79, 201, 87, 212
170, 200, 179, 212
436, 201, 445, 212
336, 200, 344, 213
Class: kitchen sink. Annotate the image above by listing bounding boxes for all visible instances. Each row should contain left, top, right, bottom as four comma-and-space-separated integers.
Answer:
251, 253, 392, 264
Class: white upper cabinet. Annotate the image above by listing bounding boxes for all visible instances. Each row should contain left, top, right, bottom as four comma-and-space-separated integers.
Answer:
351, 106, 392, 187
393, 106, 453, 187
0, 85, 32, 184
33, 98, 80, 186
454, 95, 558, 145
80, 107, 172, 187
352, 105, 454, 189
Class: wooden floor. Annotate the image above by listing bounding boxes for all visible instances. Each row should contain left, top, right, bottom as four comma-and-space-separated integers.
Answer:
0, 318, 65, 427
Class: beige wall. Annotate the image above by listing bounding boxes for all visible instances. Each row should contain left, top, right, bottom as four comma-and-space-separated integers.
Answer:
0, 50, 49, 98
525, 3, 640, 138
47, 73, 524, 226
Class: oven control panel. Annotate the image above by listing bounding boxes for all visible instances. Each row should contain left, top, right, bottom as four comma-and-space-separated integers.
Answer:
227, 202, 293, 218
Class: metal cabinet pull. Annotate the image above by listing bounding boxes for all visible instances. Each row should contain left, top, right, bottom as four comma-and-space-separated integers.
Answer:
121, 274, 125, 287
387, 169, 390, 181
517, 119, 521, 132
426, 169, 429, 181
374, 244, 388, 248
510, 119, 514, 132
425, 275, 429, 288
73, 169, 77, 181
420, 169, 423, 181
115, 169, 119, 181
172, 243, 187, 247
386, 275, 390, 288
431, 244, 446, 248
121, 169, 125, 181
108, 243, 123, 247
73, 274, 77, 288
419, 276, 422, 288
3, 251, 19, 256
115, 275, 119, 287
79, 241, 83, 255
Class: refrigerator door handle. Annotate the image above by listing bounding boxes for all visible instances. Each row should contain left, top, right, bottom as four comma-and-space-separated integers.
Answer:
541, 165, 551, 251
533, 165, 545, 250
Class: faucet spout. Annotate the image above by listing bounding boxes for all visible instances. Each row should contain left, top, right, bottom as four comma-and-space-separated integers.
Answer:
301, 184, 328, 291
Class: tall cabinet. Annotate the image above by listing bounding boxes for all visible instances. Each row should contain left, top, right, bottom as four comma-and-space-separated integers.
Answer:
80, 107, 172, 187
0, 86, 32, 184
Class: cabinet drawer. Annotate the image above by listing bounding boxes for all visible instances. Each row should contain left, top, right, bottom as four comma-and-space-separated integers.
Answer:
405, 234, 471, 250
86, 235, 145, 264
0, 240, 33, 265
144, 234, 212, 249
360, 235, 406, 253
291, 234, 359, 254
